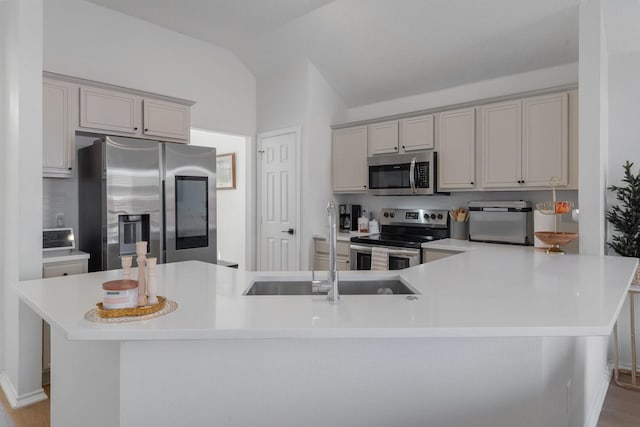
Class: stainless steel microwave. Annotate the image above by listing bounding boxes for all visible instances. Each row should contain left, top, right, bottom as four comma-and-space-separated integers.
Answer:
368, 151, 434, 195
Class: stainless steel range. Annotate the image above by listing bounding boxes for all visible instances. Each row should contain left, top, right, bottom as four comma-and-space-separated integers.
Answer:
350, 208, 449, 270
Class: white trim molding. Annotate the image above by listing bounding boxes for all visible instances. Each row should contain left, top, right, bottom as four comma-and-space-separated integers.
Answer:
0, 371, 48, 409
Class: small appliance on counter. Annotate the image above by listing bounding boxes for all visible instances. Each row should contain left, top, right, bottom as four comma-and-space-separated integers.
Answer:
339, 204, 361, 232
468, 201, 533, 245
43, 228, 76, 251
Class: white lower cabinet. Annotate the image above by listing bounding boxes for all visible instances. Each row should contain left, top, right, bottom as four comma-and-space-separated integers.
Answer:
41, 258, 88, 385
313, 238, 351, 271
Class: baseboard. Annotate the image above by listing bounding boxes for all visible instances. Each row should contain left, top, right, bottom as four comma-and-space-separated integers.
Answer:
585, 366, 613, 427
0, 371, 48, 409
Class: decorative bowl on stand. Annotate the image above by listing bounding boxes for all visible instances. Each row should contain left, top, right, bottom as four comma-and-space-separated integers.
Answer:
534, 231, 579, 255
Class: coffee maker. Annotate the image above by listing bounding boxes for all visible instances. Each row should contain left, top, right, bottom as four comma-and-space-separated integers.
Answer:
339, 204, 361, 232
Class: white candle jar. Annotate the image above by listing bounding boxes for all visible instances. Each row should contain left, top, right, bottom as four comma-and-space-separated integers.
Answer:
102, 280, 139, 309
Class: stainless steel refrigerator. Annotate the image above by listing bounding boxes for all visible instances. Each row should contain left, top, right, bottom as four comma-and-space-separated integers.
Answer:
78, 136, 216, 272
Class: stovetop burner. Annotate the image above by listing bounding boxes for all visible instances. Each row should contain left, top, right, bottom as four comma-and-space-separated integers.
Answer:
350, 208, 450, 248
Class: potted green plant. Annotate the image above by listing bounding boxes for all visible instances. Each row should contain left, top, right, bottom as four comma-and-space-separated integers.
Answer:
607, 161, 640, 263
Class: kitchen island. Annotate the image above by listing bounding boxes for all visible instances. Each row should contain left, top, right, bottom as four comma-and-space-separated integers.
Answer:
16, 244, 638, 427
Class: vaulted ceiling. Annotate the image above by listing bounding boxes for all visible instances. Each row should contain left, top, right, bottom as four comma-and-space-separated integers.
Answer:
83, 0, 638, 108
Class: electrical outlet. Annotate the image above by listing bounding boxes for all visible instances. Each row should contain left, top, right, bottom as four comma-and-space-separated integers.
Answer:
56, 213, 65, 228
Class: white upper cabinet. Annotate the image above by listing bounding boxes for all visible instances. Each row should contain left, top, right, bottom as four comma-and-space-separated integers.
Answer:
400, 114, 434, 152
43, 79, 74, 177
521, 93, 569, 187
80, 86, 140, 134
480, 100, 522, 188
368, 120, 399, 155
479, 94, 569, 189
333, 126, 368, 193
435, 108, 475, 190
143, 99, 190, 142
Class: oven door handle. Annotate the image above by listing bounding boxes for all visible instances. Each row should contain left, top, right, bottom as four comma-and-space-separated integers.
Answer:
409, 158, 417, 194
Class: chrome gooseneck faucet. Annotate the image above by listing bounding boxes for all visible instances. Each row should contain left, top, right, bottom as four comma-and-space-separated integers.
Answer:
311, 201, 339, 301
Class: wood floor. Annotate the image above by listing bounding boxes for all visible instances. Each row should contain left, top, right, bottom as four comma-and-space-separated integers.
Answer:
0, 385, 49, 427
0, 379, 638, 426
598, 375, 640, 427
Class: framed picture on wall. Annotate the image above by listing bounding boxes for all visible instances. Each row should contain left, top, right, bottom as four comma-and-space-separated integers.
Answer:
216, 153, 236, 190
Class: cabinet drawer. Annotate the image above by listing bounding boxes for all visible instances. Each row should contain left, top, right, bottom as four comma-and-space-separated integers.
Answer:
314, 255, 349, 271
42, 260, 88, 278
314, 238, 350, 257
422, 249, 462, 263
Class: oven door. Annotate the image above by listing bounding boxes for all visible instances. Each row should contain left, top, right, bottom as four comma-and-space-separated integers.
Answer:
349, 244, 421, 270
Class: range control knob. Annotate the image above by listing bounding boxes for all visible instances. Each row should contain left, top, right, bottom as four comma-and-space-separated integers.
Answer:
430, 213, 436, 220
390, 212, 395, 218
383, 212, 389, 218
423, 213, 429, 220
437, 213, 444, 220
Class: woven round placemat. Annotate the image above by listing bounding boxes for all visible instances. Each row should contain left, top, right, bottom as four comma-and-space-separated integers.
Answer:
85, 299, 178, 323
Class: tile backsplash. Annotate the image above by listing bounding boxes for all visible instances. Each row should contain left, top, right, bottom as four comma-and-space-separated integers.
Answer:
43, 178, 77, 230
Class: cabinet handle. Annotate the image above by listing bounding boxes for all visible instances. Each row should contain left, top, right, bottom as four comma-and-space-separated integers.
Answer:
470, 181, 474, 185
402, 145, 406, 149
144, 128, 149, 132
134, 127, 138, 131
68, 167, 72, 171
63, 273, 68, 276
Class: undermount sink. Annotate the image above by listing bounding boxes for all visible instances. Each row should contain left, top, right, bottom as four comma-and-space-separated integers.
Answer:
244, 279, 416, 296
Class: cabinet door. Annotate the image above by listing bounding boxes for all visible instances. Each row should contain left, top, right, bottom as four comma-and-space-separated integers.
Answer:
480, 100, 522, 188
368, 120, 399, 155
80, 86, 139, 134
522, 93, 568, 187
333, 126, 368, 193
43, 80, 73, 177
436, 108, 475, 190
143, 99, 190, 142
400, 115, 434, 152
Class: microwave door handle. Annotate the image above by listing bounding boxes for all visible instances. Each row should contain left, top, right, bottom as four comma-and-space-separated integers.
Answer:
409, 158, 416, 193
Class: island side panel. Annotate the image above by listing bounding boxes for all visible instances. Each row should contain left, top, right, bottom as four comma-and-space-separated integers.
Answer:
119, 337, 549, 427
50, 327, 120, 427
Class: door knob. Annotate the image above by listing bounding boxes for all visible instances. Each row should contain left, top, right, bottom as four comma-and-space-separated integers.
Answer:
282, 228, 295, 235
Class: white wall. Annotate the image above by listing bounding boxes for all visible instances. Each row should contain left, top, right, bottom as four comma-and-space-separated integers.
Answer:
578, 0, 609, 256
605, 50, 640, 368
43, 0, 256, 137
346, 63, 578, 122
190, 129, 248, 270
257, 60, 347, 269
1, 0, 46, 408
0, 0, 6, 375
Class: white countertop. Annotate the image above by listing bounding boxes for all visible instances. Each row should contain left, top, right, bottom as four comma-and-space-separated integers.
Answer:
16, 246, 637, 341
42, 250, 90, 264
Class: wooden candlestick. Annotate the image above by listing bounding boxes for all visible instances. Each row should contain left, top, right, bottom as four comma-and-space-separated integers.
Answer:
121, 255, 133, 280
146, 257, 158, 305
136, 241, 148, 307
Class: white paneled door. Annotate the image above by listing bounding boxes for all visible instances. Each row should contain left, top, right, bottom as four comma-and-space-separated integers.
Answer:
258, 128, 299, 271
